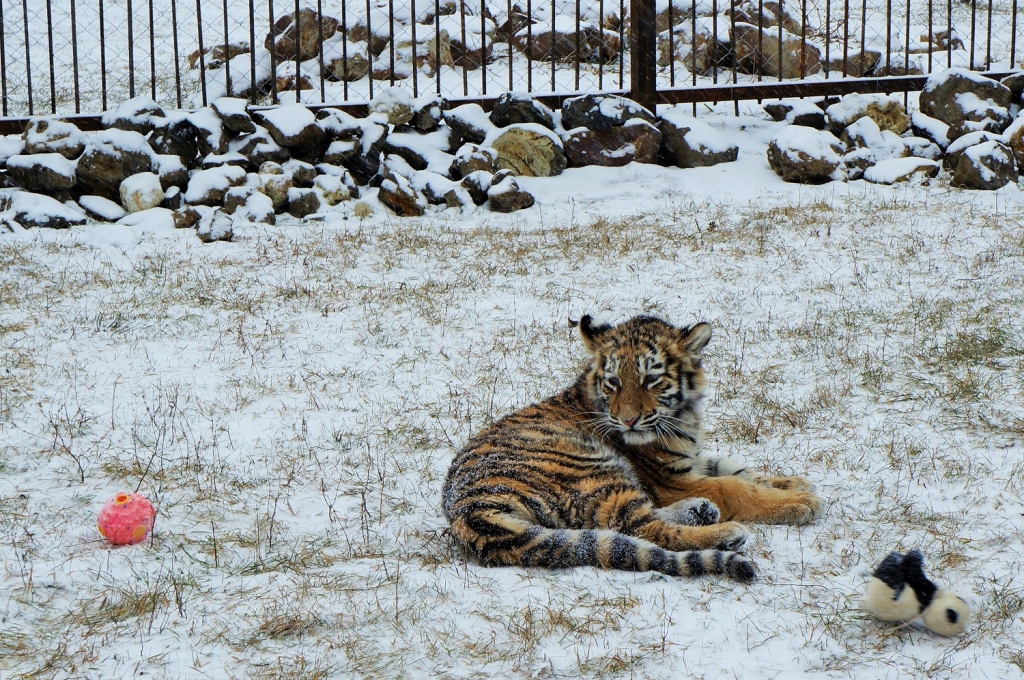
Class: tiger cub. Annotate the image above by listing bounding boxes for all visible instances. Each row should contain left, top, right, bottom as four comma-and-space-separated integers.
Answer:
443, 314, 823, 581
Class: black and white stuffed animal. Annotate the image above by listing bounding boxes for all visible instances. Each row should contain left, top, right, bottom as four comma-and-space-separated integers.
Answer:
861, 549, 972, 636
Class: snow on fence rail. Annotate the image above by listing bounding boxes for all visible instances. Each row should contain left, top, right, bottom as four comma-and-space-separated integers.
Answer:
0, 0, 1020, 120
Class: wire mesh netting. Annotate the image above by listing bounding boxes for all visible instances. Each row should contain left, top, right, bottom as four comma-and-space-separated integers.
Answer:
0, 0, 1020, 116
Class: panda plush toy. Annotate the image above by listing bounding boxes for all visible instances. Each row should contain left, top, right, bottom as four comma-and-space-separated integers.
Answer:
861, 549, 972, 636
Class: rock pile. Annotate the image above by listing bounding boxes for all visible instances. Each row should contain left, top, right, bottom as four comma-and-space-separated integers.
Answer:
766, 68, 1022, 189
0, 88, 746, 238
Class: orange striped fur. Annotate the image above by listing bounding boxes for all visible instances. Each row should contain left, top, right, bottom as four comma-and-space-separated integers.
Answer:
443, 315, 823, 581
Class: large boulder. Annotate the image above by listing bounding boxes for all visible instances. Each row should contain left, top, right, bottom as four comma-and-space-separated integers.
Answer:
767, 127, 846, 183
561, 93, 657, 131
149, 114, 200, 166
184, 165, 247, 205
120, 172, 165, 212
839, 117, 907, 161
825, 94, 908, 135
862, 157, 940, 184
762, 99, 826, 129
369, 86, 416, 127
658, 111, 739, 168
826, 50, 881, 78
919, 68, 1013, 136
256, 104, 327, 160
563, 120, 662, 167
444, 104, 496, 146
910, 111, 950, 149
951, 140, 1018, 190
490, 92, 556, 130
1003, 117, 1024, 169
6, 153, 77, 192
487, 170, 534, 213
265, 8, 339, 61
511, 18, 620, 63
942, 131, 1000, 170
732, 23, 821, 79
101, 96, 165, 134
486, 124, 566, 177
76, 130, 156, 199
190, 107, 229, 156
23, 118, 87, 159
378, 166, 427, 216
212, 97, 256, 134
10, 191, 87, 229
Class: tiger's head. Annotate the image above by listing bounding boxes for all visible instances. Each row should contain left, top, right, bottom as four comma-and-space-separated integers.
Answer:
578, 314, 711, 449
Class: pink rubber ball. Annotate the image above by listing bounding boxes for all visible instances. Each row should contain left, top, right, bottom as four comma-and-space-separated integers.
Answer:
97, 492, 156, 545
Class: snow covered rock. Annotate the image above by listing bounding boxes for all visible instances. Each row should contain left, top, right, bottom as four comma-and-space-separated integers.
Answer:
212, 97, 256, 134
450, 144, 497, 179
190, 107, 229, 156
486, 124, 566, 177
162, 186, 183, 210
322, 139, 358, 166
732, 23, 821, 79
120, 172, 165, 212
265, 8, 339, 61
78, 194, 127, 222
658, 112, 739, 168
342, 117, 389, 185
657, 22, 728, 75
487, 170, 535, 213
1003, 117, 1024, 169
902, 137, 943, 161
283, 159, 317, 187
762, 100, 826, 129
102, 96, 165, 134
410, 170, 459, 205
490, 92, 556, 131
230, 125, 290, 168
951, 140, 1018, 190
323, 41, 372, 81
825, 94, 908, 135
460, 170, 493, 205
910, 111, 950, 149
314, 174, 352, 205
826, 50, 880, 78
444, 104, 495, 146
561, 94, 657, 131
767, 127, 846, 183
149, 114, 200, 166
173, 205, 202, 229
512, 17, 620, 63
871, 55, 924, 77
942, 131, 1000, 170
6, 153, 78, 192
370, 87, 416, 127
77, 129, 156, 199
409, 96, 446, 133
256, 104, 326, 153
196, 208, 233, 242
222, 186, 254, 214
919, 68, 1013, 136
862, 157, 940, 184
9, 191, 87, 229
839, 117, 907, 160
563, 119, 662, 167
258, 172, 294, 211
235, 191, 275, 224
201, 151, 248, 168
23, 118, 87, 159
1001, 72, 1024, 106
154, 154, 189, 190
287, 187, 321, 217
841, 147, 876, 180
378, 167, 426, 216
184, 165, 247, 206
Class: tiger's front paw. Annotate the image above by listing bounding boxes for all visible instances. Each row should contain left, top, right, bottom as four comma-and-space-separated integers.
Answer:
777, 492, 824, 525
656, 497, 720, 526
713, 521, 750, 552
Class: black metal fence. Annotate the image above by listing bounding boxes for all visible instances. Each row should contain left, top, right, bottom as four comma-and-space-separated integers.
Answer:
0, 0, 1019, 120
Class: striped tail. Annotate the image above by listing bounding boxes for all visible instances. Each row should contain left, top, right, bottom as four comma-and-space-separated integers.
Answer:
451, 510, 757, 582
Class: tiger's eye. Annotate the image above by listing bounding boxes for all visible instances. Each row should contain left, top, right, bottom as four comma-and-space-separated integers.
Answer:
642, 374, 660, 387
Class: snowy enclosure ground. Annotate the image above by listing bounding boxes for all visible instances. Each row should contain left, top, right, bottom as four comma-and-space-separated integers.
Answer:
1, 112, 1024, 678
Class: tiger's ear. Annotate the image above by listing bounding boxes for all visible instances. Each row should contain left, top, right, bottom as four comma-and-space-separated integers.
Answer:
680, 322, 712, 359
578, 315, 612, 353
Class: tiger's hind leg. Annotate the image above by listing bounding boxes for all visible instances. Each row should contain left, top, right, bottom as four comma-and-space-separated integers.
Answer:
695, 455, 816, 492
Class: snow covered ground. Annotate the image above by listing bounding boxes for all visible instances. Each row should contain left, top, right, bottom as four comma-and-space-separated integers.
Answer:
2, 111, 1024, 678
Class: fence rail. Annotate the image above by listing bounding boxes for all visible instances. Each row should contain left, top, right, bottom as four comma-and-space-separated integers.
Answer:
0, 0, 1019, 123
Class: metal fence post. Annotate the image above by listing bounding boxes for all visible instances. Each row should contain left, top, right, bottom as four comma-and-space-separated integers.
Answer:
629, 0, 656, 112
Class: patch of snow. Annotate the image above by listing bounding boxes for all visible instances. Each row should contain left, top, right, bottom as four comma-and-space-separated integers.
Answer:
78, 194, 127, 221
6, 152, 77, 177
862, 157, 939, 184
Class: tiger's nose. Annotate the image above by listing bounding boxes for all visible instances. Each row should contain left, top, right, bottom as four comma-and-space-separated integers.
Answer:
621, 415, 639, 427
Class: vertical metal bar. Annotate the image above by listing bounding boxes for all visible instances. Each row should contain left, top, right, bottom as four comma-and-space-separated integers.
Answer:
884, 0, 891, 75
128, 0, 136, 97
757, 0, 764, 80
224, 0, 233, 96
927, 0, 932, 73
366, 0, 374, 99
842, 0, 849, 76
507, 0, 514, 91
434, 1, 441, 95
629, 0, 656, 111
575, 0, 581, 91
549, 0, 555, 92
342, 0, 350, 99
691, 0, 696, 114
776, 0, 783, 81
46, 0, 56, 112
268, 0, 278, 104
410, 0, 418, 97
172, 0, 182, 107
618, 0, 624, 89
196, 0, 208, 105
388, 0, 395, 86
859, 0, 866, 65
712, 0, 718, 85
801, 0, 808, 79
946, 0, 951, 67
99, 0, 107, 109
824, 0, 831, 78
317, 0, 326, 101
969, 0, 976, 69
984, 0, 992, 69
480, 0, 487, 95
460, 0, 469, 95
733, 0, 739, 113
0, 0, 7, 116
70, 0, 81, 112
598, 0, 604, 89
903, 0, 909, 76
1011, 0, 1018, 69
149, 0, 156, 100
248, 0, 257, 99
22, 0, 33, 115
294, 0, 301, 101
526, 0, 533, 91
